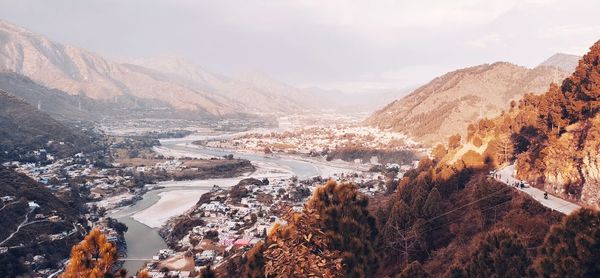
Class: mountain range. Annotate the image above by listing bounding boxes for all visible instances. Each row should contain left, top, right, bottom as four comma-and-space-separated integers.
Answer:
0, 19, 328, 119
366, 54, 580, 144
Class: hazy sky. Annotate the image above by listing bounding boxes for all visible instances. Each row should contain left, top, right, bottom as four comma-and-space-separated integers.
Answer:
0, 0, 599, 92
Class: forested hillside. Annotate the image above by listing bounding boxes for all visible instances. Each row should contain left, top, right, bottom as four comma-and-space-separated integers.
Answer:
231, 152, 600, 277
367, 57, 577, 145
0, 91, 99, 162
0, 166, 84, 277
452, 39, 600, 209
228, 40, 600, 277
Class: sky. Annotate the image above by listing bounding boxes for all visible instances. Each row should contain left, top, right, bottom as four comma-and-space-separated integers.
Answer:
0, 0, 599, 93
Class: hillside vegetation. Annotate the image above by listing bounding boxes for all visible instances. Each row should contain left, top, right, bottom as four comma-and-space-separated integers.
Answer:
0, 91, 99, 162
0, 166, 83, 277
453, 39, 600, 209
367, 57, 578, 145
231, 41, 600, 277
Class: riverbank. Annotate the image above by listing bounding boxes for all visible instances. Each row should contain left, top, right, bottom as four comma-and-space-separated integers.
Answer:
112, 135, 371, 274
163, 139, 369, 176
129, 160, 295, 228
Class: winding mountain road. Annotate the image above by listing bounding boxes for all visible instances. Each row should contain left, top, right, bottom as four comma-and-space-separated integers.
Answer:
496, 164, 581, 215
0, 208, 49, 246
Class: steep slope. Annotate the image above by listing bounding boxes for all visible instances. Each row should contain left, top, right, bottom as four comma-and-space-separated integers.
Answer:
0, 20, 233, 117
0, 91, 96, 161
0, 166, 83, 277
0, 72, 108, 121
366, 61, 573, 144
453, 40, 600, 209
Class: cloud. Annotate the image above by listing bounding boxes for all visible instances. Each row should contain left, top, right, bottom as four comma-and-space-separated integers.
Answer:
465, 34, 503, 49
538, 24, 600, 40
1, 0, 599, 93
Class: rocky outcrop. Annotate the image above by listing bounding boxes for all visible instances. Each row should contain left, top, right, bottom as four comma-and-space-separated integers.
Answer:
536, 116, 600, 207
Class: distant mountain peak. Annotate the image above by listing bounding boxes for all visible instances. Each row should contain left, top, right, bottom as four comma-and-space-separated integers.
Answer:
538, 53, 581, 73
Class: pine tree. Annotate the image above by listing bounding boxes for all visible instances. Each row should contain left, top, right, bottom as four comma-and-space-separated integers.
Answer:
382, 199, 418, 264
61, 228, 117, 278
534, 208, 600, 277
308, 180, 380, 277
422, 187, 442, 219
461, 229, 530, 278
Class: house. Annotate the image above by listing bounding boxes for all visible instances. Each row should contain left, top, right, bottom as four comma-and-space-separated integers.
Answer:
48, 215, 61, 222
195, 250, 216, 265
147, 271, 165, 278
1, 196, 16, 202
28, 201, 40, 210
234, 239, 250, 249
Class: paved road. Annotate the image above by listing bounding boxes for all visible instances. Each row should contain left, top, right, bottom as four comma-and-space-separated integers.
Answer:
495, 164, 581, 215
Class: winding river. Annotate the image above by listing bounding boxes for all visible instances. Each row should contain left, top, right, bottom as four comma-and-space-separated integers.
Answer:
111, 136, 340, 274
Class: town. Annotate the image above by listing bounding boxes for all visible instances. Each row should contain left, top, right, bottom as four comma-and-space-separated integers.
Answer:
201, 126, 424, 158
145, 169, 401, 276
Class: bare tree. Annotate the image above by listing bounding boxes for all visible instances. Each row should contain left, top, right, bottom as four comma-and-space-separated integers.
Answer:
495, 132, 513, 166
384, 221, 422, 265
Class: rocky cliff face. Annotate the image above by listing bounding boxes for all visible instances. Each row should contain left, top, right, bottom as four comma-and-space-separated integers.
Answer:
517, 115, 600, 208
366, 59, 576, 145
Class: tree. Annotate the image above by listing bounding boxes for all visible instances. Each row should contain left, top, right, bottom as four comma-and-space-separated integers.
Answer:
422, 187, 442, 219
461, 229, 530, 278
136, 270, 150, 278
308, 180, 380, 276
448, 134, 462, 150
398, 261, 429, 278
61, 228, 118, 278
431, 144, 447, 162
200, 265, 216, 278
116, 269, 127, 278
382, 199, 418, 265
534, 208, 600, 277
243, 241, 266, 277
129, 149, 140, 158
494, 132, 513, 166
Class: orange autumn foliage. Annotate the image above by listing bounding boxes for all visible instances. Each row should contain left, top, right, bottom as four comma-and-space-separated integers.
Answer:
61, 228, 117, 278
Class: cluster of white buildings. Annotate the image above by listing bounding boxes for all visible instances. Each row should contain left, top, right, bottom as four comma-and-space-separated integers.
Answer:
206, 126, 422, 155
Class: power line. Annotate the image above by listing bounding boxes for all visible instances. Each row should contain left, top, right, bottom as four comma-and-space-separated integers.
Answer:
387, 182, 514, 238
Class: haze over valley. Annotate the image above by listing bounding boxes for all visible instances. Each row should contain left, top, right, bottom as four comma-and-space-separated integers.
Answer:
1, 1, 600, 277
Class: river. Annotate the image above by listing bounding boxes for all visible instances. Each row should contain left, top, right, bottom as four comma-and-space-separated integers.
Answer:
111, 136, 341, 274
